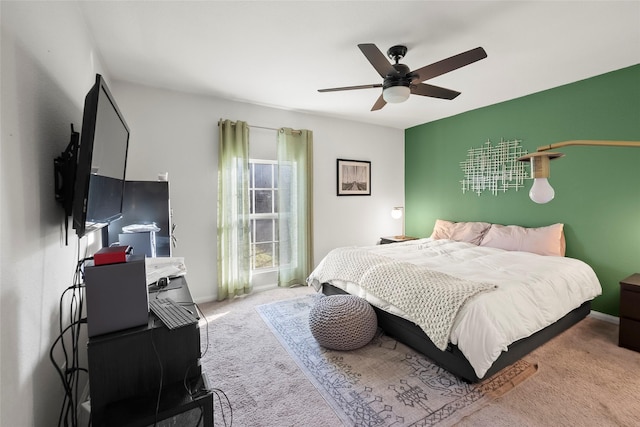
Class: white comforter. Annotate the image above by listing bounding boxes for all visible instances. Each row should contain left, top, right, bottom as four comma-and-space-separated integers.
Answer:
308, 238, 602, 379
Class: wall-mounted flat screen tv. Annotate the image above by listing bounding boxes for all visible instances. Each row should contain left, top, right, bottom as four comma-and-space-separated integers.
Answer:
72, 74, 130, 238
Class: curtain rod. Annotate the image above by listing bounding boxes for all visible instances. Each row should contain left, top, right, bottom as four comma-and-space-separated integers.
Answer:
249, 124, 301, 135
218, 120, 302, 134
248, 124, 278, 132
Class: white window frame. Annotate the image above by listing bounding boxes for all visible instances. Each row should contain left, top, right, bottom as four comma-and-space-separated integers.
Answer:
249, 159, 278, 273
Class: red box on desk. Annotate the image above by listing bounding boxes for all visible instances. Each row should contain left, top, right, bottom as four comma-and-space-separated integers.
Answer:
93, 245, 132, 266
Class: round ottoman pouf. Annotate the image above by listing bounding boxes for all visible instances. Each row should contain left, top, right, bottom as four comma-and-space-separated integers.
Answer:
309, 295, 378, 351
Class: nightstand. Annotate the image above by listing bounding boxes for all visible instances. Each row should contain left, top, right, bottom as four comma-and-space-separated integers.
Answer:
619, 273, 640, 352
380, 236, 418, 244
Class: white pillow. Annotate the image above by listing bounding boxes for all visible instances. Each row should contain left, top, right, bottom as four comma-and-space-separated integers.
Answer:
479, 223, 566, 256
430, 219, 492, 245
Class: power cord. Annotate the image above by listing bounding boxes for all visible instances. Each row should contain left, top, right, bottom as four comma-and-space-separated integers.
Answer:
211, 388, 233, 427
50, 249, 93, 427
173, 301, 233, 427
49, 317, 88, 427
150, 324, 164, 427
194, 302, 210, 359
192, 303, 234, 426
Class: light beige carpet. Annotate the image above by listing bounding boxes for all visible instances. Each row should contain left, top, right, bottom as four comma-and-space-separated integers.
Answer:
198, 286, 640, 427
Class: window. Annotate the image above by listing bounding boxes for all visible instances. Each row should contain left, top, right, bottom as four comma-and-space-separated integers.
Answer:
249, 160, 278, 270
245, 128, 311, 288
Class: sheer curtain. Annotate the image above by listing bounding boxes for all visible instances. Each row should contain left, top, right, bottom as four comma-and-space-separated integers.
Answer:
277, 128, 313, 287
217, 119, 251, 300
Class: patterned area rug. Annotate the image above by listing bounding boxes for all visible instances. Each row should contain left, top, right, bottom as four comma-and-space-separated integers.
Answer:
256, 295, 537, 427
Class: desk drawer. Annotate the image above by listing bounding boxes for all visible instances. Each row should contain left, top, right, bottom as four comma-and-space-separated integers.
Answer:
620, 286, 640, 321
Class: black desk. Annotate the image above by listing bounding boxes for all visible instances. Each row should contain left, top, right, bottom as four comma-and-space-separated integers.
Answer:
88, 277, 212, 426
94, 374, 213, 427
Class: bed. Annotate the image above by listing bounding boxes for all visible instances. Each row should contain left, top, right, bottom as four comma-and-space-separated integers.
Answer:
307, 220, 602, 383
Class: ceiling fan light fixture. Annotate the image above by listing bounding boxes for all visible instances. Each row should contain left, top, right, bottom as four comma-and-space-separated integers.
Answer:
383, 85, 410, 103
319, 44, 488, 111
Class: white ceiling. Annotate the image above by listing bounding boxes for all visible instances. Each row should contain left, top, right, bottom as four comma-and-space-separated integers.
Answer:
78, 1, 640, 130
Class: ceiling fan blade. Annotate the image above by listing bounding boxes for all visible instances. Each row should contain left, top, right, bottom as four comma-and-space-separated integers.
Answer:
411, 83, 461, 100
318, 83, 382, 93
411, 47, 487, 83
358, 43, 394, 78
371, 94, 386, 111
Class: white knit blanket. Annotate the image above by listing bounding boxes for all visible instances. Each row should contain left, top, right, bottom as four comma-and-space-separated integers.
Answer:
307, 247, 497, 350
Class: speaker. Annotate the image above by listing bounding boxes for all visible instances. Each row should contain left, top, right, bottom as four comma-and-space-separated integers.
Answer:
84, 255, 148, 337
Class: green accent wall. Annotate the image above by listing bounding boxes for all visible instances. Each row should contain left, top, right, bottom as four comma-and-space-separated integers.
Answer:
405, 64, 640, 316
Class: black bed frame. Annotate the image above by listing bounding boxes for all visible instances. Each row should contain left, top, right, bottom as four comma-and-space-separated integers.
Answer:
322, 283, 591, 383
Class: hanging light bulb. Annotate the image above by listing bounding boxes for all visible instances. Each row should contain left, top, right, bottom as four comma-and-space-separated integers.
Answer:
530, 178, 555, 204
517, 151, 564, 204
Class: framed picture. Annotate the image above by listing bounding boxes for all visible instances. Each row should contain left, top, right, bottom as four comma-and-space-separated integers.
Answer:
337, 159, 371, 196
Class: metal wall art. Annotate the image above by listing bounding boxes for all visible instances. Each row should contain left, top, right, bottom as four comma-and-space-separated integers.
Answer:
460, 138, 529, 196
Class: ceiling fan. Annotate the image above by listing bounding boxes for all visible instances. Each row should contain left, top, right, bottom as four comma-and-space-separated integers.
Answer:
318, 43, 487, 111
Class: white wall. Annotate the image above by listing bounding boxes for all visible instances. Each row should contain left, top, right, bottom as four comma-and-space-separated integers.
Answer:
0, 2, 403, 424
113, 81, 405, 302
1, 2, 108, 426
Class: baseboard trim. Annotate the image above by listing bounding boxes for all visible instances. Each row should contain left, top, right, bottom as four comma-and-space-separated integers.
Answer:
78, 379, 91, 426
193, 293, 217, 304
589, 310, 619, 324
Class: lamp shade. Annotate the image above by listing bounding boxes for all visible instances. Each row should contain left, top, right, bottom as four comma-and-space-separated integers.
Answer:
391, 207, 404, 238
383, 86, 410, 103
